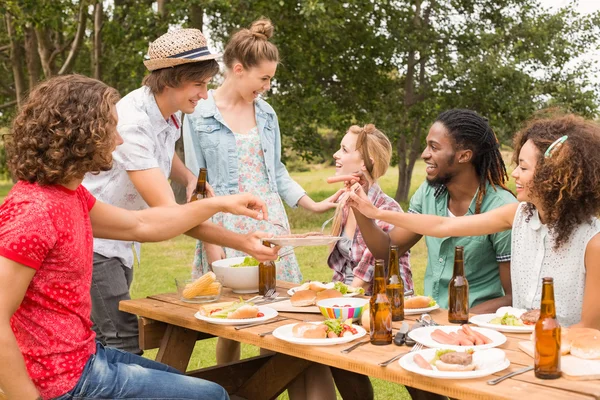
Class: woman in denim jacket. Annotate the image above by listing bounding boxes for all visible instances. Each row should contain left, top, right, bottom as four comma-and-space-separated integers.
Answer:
183, 18, 341, 373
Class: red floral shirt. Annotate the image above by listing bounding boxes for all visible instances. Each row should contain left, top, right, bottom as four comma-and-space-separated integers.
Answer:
0, 181, 97, 399
327, 183, 412, 295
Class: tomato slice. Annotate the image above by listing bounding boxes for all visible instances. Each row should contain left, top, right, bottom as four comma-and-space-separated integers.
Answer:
209, 308, 222, 315
256, 312, 264, 317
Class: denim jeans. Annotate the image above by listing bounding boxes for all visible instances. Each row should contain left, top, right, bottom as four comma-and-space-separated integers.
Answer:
53, 342, 229, 400
90, 252, 141, 354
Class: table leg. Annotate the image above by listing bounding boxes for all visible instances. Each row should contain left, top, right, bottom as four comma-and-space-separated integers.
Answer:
234, 353, 312, 400
155, 325, 198, 372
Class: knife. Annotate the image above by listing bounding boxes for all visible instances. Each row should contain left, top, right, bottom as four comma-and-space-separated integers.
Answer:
393, 321, 410, 346
404, 321, 424, 347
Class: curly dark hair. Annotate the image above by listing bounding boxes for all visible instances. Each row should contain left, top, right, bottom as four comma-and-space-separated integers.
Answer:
436, 109, 512, 214
7, 74, 120, 185
512, 112, 600, 249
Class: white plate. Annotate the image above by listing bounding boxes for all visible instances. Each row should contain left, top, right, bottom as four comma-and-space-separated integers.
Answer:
265, 236, 342, 247
469, 314, 534, 333
399, 348, 510, 379
272, 322, 367, 346
408, 325, 507, 351
194, 306, 278, 326
404, 304, 440, 315
287, 286, 360, 297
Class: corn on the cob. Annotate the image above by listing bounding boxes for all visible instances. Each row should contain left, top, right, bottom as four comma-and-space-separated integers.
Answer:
196, 281, 221, 296
183, 272, 216, 299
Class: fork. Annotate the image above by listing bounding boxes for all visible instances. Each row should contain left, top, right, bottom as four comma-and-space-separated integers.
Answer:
340, 339, 370, 354
378, 343, 424, 367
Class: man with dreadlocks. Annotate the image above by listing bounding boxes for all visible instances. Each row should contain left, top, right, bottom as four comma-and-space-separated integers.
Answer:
352, 109, 516, 313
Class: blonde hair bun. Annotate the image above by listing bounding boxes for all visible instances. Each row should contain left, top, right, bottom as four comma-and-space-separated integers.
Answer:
250, 18, 274, 40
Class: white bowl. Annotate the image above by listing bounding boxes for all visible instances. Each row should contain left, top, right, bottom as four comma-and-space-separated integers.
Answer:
211, 257, 259, 293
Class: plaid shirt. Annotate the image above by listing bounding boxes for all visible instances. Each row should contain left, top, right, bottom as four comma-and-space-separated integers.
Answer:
327, 183, 412, 295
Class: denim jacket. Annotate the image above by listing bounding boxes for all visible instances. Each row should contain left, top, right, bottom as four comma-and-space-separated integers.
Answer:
182, 90, 305, 207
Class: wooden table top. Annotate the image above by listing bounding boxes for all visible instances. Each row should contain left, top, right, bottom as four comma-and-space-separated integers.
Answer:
120, 282, 600, 400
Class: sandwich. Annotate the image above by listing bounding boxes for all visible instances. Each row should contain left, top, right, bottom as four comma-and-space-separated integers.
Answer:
433, 350, 476, 372
404, 295, 436, 309
292, 322, 328, 339
290, 290, 318, 307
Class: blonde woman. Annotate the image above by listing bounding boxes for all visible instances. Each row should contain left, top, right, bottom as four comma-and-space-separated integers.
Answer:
183, 18, 342, 370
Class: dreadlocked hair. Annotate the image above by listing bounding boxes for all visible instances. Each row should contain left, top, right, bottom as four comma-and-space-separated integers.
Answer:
436, 109, 512, 214
512, 112, 600, 250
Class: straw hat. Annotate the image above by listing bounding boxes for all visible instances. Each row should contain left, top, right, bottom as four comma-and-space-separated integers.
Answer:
143, 29, 221, 71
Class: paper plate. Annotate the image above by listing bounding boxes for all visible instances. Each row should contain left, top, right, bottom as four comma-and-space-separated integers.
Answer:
404, 303, 440, 315
272, 322, 366, 346
408, 325, 507, 351
470, 314, 534, 333
194, 306, 278, 326
265, 236, 342, 247
399, 347, 510, 379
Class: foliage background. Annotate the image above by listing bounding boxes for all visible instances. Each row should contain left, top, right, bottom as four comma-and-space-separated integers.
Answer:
0, 0, 599, 198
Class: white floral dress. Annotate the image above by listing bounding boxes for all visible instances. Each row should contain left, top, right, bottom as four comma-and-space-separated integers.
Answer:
192, 127, 302, 283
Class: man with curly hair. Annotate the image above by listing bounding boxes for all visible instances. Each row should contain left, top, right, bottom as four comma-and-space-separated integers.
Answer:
348, 112, 600, 330
0, 74, 271, 398
82, 29, 278, 355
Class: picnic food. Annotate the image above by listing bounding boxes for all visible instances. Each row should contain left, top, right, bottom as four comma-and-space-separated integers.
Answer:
520, 309, 540, 325
309, 281, 329, 292
316, 289, 343, 302
414, 354, 433, 370
199, 299, 262, 319
435, 350, 476, 372
570, 333, 600, 360
404, 295, 436, 309
290, 290, 318, 307
361, 304, 370, 330
292, 281, 364, 296
182, 272, 217, 299
489, 312, 525, 327
292, 320, 359, 339
431, 326, 492, 346
333, 281, 365, 295
292, 323, 328, 339
231, 256, 260, 267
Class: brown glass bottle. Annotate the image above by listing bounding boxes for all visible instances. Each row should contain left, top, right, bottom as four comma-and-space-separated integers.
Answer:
370, 259, 393, 345
386, 245, 404, 321
448, 246, 469, 324
535, 277, 561, 379
190, 167, 208, 202
258, 241, 276, 295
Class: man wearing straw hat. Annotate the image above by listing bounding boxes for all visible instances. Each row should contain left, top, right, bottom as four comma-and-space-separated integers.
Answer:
83, 28, 279, 355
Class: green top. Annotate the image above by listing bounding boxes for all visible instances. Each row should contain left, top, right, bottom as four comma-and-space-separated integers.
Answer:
408, 182, 517, 308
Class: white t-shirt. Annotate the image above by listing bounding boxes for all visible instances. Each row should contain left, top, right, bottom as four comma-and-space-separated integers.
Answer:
82, 86, 181, 268
511, 202, 600, 326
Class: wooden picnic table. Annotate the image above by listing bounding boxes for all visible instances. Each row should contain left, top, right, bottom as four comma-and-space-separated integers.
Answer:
119, 281, 600, 400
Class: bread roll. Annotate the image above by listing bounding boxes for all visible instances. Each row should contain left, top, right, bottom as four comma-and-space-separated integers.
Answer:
291, 290, 317, 307
309, 281, 329, 292
434, 360, 476, 371
404, 296, 432, 309
227, 304, 259, 319
316, 289, 343, 302
361, 303, 370, 331
570, 331, 600, 360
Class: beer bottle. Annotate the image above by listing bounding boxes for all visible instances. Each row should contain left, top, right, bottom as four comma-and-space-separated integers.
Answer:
190, 167, 208, 202
448, 246, 469, 324
535, 277, 561, 379
370, 259, 392, 345
258, 241, 276, 295
386, 245, 404, 321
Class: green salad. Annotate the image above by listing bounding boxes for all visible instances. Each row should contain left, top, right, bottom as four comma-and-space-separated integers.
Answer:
333, 281, 365, 295
231, 256, 260, 268
489, 312, 524, 326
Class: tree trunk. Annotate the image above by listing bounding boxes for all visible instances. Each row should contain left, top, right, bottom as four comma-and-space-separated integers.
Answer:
157, 0, 167, 17
5, 13, 26, 108
395, 135, 408, 202
35, 27, 55, 78
189, 4, 203, 30
24, 25, 41, 90
92, 0, 103, 80
58, 0, 88, 75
